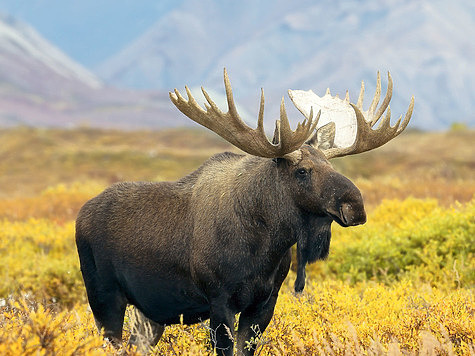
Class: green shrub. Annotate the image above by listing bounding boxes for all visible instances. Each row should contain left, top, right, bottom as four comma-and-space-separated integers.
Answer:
309, 198, 475, 288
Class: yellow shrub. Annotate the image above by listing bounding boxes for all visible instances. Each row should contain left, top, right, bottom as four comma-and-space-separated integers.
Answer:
308, 197, 475, 287
0, 219, 85, 305
0, 184, 473, 354
0, 281, 472, 355
259, 279, 474, 355
0, 182, 104, 223
0, 299, 113, 355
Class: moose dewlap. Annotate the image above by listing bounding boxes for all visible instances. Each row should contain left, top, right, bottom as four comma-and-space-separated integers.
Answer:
76, 69, 414, 356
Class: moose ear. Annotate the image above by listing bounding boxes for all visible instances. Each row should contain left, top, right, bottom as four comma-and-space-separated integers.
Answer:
307, 122, 336, 150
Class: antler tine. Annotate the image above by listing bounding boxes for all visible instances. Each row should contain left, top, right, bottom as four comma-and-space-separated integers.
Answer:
202, 86, 223, 117
257, 88, 265, 132
278, 97, 293, 149
374, 105, 399, 139
279, 97, 318, 151
170, 68, 316, 158
368, 71, 381, 118
321, 73, 414, 159
396, 96, 414, 136
272, 119, 281, 145
223, 68, 241, 122
306, 108, 320, 138
371, 72, 393, 126
356, 80, 365, 109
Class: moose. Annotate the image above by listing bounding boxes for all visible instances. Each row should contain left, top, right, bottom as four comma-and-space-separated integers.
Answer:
76, 69, 413, 355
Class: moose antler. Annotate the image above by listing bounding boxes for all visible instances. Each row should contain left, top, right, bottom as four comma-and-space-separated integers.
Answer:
318, 72, 414, 159
169, 68, 319, 158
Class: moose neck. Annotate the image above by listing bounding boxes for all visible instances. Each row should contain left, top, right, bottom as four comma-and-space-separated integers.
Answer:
231, 155, 303, 259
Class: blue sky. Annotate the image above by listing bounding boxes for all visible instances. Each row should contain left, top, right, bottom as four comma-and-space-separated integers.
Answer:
0, 0, 181, 67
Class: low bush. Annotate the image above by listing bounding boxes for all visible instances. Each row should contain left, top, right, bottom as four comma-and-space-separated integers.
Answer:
312, 198, 475, 288
0, 184, 473, 354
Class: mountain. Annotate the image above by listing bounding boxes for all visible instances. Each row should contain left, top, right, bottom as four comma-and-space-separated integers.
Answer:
97, 0, 475, 130
0, 14, 101, 93
0, 14, 177, 128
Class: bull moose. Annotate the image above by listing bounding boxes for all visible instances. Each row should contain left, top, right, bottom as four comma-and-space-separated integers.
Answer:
76, 69, 413, 355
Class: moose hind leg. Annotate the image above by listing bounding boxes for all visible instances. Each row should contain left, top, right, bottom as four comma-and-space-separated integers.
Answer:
88, 289, 127, 346
128, 307, 165, 352
77, 239, 127, 345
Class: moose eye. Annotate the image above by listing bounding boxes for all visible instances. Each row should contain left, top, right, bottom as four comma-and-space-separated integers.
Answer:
296, 168, 308, 177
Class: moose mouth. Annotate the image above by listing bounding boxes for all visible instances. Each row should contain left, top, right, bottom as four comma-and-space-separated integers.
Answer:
327, 204, 366, 227
327, 210, 348, 227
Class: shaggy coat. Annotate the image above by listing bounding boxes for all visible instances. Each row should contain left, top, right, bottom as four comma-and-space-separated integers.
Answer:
76, 145, 366, 355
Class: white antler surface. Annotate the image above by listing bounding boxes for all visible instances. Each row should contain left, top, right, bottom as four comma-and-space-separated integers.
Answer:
289, 72, 414, 159
288, 88, 356, 148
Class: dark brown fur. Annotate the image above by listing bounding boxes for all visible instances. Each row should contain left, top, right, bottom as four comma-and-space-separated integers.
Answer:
76, 145, 366, 355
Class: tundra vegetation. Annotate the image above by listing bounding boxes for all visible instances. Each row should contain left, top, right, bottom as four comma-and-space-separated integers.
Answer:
0, 123, 474, 353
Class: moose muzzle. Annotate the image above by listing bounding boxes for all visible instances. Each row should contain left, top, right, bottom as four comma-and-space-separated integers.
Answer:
322, 172, 366, 227
338, 201, 366, 226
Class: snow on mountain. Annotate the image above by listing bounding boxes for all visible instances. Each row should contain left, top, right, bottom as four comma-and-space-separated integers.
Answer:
0, 14, 178, 128
0, 14, 101, 92
97, 0, 475, 130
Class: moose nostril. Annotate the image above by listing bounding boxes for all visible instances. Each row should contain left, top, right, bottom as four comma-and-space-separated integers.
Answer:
340, 202, 366, 226
340, 204, 350, 225
340, 203, 352, 224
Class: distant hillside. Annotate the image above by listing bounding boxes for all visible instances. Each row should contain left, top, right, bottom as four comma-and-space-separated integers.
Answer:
97, 0, 475, 130
0, 14, 101, 92
0, 14, 178, 128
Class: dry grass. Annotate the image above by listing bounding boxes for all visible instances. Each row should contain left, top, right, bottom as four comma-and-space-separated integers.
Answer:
0, 127, 230, 198
0, 127, 473, 211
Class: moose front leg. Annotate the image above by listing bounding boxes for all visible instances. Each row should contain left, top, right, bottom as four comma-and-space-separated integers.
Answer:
235, 294, 278, 356
209, 302, 236, 356
236, 251, 291, 355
